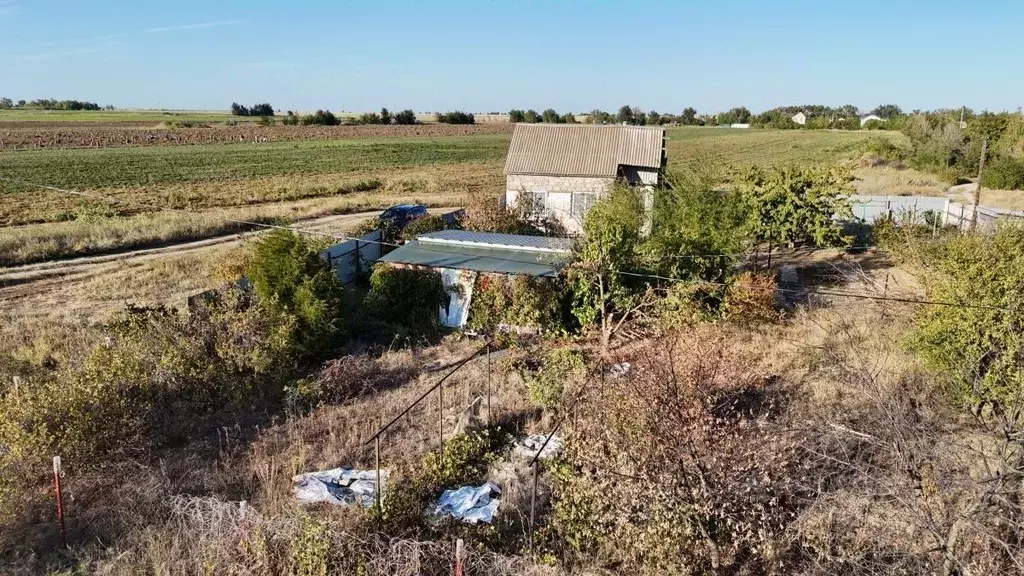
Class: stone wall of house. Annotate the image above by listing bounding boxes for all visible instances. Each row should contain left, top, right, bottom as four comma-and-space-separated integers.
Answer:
506, 174, 615, 195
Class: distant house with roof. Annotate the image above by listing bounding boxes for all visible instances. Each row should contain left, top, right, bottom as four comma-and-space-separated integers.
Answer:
379, 230, 573, 328
503, 124, 667, 233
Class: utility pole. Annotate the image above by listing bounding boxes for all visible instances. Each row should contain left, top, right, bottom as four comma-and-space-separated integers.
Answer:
971, 138, 989, 231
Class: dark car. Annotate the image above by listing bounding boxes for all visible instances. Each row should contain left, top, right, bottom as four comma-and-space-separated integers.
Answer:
379, 204, 428, 229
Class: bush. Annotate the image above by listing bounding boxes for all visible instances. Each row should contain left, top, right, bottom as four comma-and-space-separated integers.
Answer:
981, 155, 1024, 190
281, 111, 300, 125
363, 266, 447, 336
400, 214, 451, 239
467, 274, 570, 335
300, 110, 340, 126
246, 230, 348, 358
393, 109, 417, 125
435, 111, 475, 124
526, 348, 584, 409
910, 225, 1024, 408
257, 115, 275, 126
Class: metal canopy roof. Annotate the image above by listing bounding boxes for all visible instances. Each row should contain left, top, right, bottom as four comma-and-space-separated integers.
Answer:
503, 124, 666, 178
416, 230, 573, 253
379, 240, 570, 277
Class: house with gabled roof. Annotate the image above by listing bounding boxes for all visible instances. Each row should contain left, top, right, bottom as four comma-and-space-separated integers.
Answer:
503, 124, 666, 233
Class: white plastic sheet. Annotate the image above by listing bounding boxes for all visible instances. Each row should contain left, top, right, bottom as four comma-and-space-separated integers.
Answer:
432, 482, 501, 524
293, 467, 387, 508
512, 434, 564, 461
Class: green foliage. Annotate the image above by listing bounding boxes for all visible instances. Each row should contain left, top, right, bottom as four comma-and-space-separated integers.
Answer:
717, 106, 752, 125
644, 166, 751, 283
910, 225, 1024, 407
400, 214, 453, 239
378, 428, 509, 529
281, 111, 300, 125
363, 265, 447, 336
864, 137, 909, 162
0, 291, 296, 517
467, 274, 570, 334
300, 110, 340, 126
523, 109, 541, 123
247, 230, 348, 358
435, 111, 475, 124
231, 102, 274, 117
981, 155, 1024, 190
739, 164, 853, 248
393, 109, 417, 125
527, 348, 585, 409
508, 109, 525, 123
257, 115, 275, 126
289, 514, 334, 576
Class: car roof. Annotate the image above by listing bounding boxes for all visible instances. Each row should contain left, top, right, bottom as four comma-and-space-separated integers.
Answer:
386, 204, 424, 211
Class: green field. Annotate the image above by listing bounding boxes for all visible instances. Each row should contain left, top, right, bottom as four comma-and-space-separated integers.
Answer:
0, 135, 509, 191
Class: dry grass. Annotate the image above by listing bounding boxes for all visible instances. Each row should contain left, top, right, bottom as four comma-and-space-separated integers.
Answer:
851, 165, 949, 197
0, 161, 501, 266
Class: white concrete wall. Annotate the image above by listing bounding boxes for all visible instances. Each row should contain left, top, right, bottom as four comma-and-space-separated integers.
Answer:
506, 174, 614, 234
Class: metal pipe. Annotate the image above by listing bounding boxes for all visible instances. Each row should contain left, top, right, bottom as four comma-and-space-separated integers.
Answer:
374, 435, 381, 512
529, 462, 538, 551
53, 456, 66, 548
486, 342, 492, 426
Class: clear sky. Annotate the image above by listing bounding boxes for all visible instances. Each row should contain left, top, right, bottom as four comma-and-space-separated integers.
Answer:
1, 0, 1020, 114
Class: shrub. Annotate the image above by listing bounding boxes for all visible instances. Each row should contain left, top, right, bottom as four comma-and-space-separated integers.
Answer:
257, 115, 275, 126
363, 266, 447, 336
910, 225, 1024, 408
400, 214, 450, 239
246, 230, 348, 358
393, 109, 417, 125
300, 110, 340, 126
549, 330, 807, 572
467, 274, 570, 335
981, 155, 1024, 190
722, 271, 777, 324
527, 348, 585, 409
435, 111, 475, 124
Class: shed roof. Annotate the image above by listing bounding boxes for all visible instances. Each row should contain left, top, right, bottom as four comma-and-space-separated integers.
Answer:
504, 124, 666, 178
379, 231, 573, 277
416, 230, 573, 253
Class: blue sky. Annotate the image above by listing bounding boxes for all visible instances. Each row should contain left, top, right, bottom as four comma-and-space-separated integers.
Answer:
1, 0, 1021, 114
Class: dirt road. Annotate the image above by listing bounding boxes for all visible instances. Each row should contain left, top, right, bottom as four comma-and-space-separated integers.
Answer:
0, 208, 458, 311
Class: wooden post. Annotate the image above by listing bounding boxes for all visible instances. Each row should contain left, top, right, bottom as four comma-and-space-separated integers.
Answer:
880, 273, 890, 320
971, 138, 989, 231
959, 204, 966, 233
454, 538, 465, 576
53, 456, 67, 548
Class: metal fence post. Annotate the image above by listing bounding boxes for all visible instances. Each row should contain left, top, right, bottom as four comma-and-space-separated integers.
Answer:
529, 462, 538, 551
53, 456, 67, 548
374, 434, 382, 511
439, 383, 444, 450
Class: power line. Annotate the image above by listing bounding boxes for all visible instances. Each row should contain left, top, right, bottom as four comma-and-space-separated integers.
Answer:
4, 177, 1015, 313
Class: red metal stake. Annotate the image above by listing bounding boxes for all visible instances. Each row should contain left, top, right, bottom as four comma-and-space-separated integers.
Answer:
53, 456, 67, 548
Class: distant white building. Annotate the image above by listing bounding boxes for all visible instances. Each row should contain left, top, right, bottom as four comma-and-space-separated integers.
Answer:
730, 123, 750, 129
791, 111, 807, 125
860, 114, 886, 127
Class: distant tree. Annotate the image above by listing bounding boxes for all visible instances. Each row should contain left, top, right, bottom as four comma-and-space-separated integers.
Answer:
435, 111, 475, 124
301, 110, 340, 126
281, 111, 300, 125
357, 112, 381, 124
718, 106, 752, 125
393, 109, 417, 125
16, 100, 26, 107
616, 105, 634, 124
630, 106, 647, 125
250, 103, 274, 116
681, 107, 697, 125
871, 104, 903, 119
561, 112, 578, 124
647, 110, 662, 125
0, 98, 11, 109
524, 109, 541, 123
509, 109, 526, 123
231, 102, 250, 116
588, 109, 613, 124
542, 108, 561, 123
379, 107, 392, 125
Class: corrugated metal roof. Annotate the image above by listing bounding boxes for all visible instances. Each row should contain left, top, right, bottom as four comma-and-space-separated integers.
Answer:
504, 124, 665, 177
379, 240, 569, 277
416, 230, 573, 253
